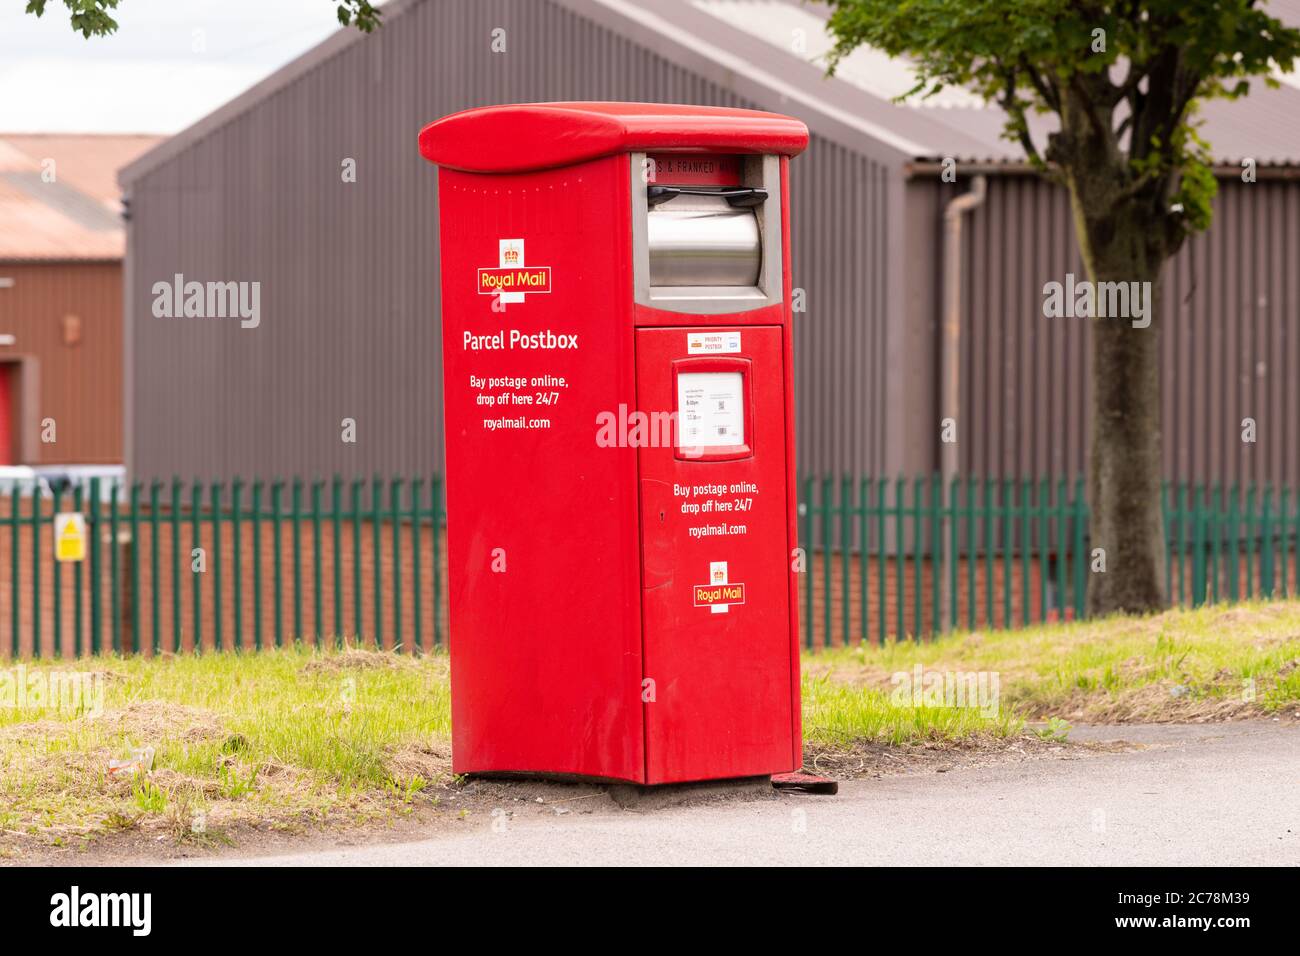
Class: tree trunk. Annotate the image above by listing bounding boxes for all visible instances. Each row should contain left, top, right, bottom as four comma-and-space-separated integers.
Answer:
1083, 227, 1167, 615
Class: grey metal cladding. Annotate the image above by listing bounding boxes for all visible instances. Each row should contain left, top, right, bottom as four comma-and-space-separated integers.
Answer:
122, 0, 1299, 489
123, 0, 896, 484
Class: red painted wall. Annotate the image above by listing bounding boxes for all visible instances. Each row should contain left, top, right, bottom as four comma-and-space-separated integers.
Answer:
0, 364, 11, 465
0, 262, 123, 464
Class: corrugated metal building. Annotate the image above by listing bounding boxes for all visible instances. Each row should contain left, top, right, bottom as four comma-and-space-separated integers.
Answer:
0, 134, 159, 465
119, 0, 1300, 485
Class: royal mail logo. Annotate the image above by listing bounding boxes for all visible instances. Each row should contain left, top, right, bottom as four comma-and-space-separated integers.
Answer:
693, 582, 746, 608
477, 267, 552, 294
695, 560, 744, 613
480, 238, 551, 303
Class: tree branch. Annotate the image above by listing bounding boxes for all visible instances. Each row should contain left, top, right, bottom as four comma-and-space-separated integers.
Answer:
1109, 57, 1148, 107
1069, 73, 1110, 140
1019, 55, 1060, 111
1115, 167, 1161, 201
994, 64, 1062, 182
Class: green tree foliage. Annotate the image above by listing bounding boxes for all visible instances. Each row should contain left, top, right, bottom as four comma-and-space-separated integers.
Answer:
824, 1, 1300, 615
24, 0, 383, 38
824, 0, 1300, 251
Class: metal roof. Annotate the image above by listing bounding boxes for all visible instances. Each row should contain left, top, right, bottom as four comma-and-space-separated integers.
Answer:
0, 134, 160, 261
695, 0, 1300, 166
119, 0, 1300, 186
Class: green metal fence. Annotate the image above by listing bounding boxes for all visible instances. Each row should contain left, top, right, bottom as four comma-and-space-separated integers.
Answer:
2, 475, 444, 658
796, 476, 1300, 649
3, 473, 1298, 658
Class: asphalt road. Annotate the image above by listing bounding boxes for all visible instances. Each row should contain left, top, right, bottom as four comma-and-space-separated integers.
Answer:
190, 722, 1298, 866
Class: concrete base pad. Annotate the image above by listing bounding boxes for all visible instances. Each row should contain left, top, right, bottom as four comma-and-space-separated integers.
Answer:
607, 775, 776, 810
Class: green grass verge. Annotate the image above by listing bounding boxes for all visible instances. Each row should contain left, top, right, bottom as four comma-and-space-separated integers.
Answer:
0, 648, 451, 853
803, 674, 1021, 745
806, 600, 1300, 722
2, 600, 1295, 853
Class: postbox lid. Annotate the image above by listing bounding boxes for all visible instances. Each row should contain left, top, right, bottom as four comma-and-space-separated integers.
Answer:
418, 102, 809, 173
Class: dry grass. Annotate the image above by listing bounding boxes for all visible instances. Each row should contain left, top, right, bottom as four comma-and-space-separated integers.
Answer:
802, 732, 1133, 779
0, 647, 452, 857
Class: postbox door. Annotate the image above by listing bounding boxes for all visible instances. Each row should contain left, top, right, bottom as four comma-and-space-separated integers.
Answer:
636, 326, 795, 784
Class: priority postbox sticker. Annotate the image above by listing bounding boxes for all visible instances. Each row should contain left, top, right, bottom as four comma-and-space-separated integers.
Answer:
478, 238, 552, 303
694, 560, 745, 614
687, 331, 741, 355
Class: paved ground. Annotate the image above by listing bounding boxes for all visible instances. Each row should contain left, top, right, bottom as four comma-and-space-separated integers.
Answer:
186, 722, 1299, 866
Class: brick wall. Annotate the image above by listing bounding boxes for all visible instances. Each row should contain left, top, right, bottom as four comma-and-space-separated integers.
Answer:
3, 495, 1297, 657
0, 497, 449, 657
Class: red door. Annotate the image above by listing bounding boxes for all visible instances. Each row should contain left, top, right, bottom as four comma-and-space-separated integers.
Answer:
0, 365, 12, 466
636, 326, 796, 783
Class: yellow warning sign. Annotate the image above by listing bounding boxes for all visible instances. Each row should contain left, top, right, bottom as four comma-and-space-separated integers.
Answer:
54, 513, 87, 563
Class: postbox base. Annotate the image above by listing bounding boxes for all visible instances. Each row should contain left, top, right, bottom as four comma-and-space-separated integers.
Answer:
770, 771, 839, 795
460, 771, 837, 807
606, 775, 775, 810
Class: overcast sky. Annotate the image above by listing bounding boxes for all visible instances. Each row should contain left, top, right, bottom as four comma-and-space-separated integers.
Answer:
5, 0, 1299, 136
0, 0, 345, 133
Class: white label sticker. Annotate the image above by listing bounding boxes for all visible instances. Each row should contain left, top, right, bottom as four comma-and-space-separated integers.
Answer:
498, 238, 525, 304
687, 331, 741, 355
677, 371, 744, 449
709, 561, 729, 614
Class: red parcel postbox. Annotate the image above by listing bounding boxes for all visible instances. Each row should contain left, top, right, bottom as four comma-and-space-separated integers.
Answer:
419, 102, 809, 784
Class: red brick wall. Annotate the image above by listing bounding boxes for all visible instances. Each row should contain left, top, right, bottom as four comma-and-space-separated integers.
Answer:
0, 497, 449, 657
796, 552, 1050, 647
3, 495, 1298, 657
796, 546, 1300, 647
